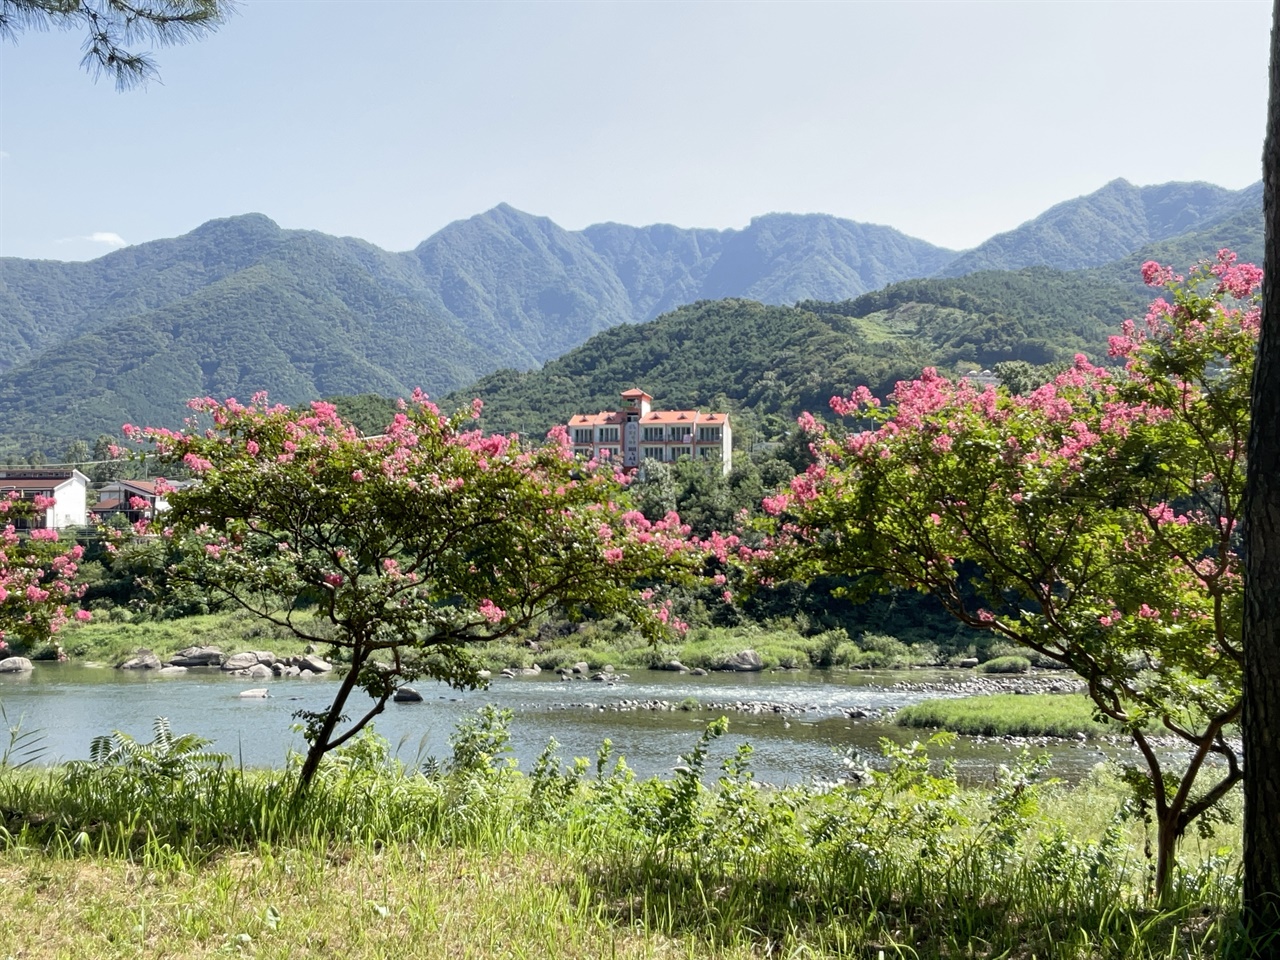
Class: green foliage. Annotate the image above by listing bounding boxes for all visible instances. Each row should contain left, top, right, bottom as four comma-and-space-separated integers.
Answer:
981, 654, 1032, 674
132, 394, 697, 789
895, 693, 1111, 738
0, 708, 1249, 958
760, 255, 1256, 898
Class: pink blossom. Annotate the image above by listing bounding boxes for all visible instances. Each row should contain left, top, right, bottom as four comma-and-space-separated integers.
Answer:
478, 599, 505, 623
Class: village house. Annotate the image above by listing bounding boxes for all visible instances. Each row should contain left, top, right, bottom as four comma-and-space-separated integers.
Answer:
0, 469, 90, 529
93, 478, 174, 524
565, 389, 733, 475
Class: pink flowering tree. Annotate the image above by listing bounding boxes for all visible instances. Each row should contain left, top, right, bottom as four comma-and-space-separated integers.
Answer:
125, 392, 697, 792
0, 493, 89, 655
755, 252, 1259, 900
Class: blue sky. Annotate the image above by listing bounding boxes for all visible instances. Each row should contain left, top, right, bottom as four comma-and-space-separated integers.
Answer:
0, 0, 1271, 262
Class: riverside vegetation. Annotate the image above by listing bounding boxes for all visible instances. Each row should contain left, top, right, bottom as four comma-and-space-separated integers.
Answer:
0, 708, 1248, 959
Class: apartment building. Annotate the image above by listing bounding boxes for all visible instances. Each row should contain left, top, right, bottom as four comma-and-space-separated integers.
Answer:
566, 389, 732, 475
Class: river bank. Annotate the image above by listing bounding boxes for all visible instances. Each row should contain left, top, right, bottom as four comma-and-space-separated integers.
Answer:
0, 717, 1245, 960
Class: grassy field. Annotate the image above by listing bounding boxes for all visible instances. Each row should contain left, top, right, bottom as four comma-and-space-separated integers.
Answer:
894, 692, 1115, 738
0, 710, 1248, 959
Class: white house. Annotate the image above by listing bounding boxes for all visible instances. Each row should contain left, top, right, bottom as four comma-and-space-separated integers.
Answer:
0, 470, 90, 528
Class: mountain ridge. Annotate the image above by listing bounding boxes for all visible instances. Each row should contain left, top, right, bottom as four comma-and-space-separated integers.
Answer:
0, 178, 1262, 456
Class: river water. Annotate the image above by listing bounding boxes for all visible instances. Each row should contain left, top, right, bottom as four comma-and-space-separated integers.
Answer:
0, 664, 1126, 785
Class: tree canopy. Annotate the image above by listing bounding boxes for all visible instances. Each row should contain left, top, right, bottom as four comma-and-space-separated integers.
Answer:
127, 392, 699, 789
757, 253, 1260, 899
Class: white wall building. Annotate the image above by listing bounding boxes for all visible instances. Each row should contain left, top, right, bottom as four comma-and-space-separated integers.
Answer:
566, 389, 733, 475
0, 470, 90, 528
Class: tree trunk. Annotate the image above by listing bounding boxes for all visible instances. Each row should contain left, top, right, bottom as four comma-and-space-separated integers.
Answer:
294, 649, 367, 796
1154, 811, 1180, 907
1242, 0, 1280, 944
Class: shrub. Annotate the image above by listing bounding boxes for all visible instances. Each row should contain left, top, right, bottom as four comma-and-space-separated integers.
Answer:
981, 655, 1032, 674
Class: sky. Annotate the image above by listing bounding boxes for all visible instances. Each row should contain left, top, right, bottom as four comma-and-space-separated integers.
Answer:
0, 0, 1272, 262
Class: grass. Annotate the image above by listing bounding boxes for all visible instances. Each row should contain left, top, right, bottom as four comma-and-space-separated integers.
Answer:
0, 709, 1250, 959
894, 692, 1115, 738
57, 608, 330, 665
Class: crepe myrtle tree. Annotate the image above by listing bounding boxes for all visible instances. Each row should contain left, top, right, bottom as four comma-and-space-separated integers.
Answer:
124, 392, 700, 791
754, 253, 1259, 901
0, 493, 90, 655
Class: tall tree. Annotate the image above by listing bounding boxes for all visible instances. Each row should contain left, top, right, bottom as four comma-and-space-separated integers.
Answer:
0, 0, 233, 89
127, 393, 698, 792
1241, 0, 1280, 940
758, 257, 1260, 900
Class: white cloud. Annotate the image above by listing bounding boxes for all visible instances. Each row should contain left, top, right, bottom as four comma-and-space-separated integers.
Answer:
55, 232, 128, 247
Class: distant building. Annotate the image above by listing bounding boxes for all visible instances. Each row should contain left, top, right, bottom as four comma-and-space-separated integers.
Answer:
93, 478, 175, 524
0, 470, 90, 529
566, 389, 733, 475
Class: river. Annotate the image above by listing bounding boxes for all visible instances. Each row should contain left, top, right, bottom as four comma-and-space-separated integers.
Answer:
0, 663, 1130, 785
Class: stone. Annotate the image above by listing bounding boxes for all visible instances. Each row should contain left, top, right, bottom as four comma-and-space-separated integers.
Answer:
713, 650, 764, 672
247, 664, 273, 679
571, 661, 590, 675
298, 669, 315, 679
168, 645, 223, 667
0, 656, 34, 673
221, 651, 265, 672
958, 657, 980, 668
295, 654, 333, 673
477, 669, 491, 680
118, 650, 161, 670
393, 686, 423, 703
156, 665, 188, 676
652, 660, 688, 672
239, 688, 270, 698
690, 667, 708, 676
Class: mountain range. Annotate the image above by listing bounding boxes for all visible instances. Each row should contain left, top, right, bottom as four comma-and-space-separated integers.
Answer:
0, 178, 1262, 455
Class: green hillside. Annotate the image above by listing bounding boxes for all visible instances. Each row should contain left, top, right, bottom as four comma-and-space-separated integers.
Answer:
455, 266, 1146, 442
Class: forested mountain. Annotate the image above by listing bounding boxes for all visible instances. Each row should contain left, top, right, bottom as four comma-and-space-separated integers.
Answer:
0, 179, 1261, 455
455, 267, 1149, 442
936, 179, 1260, 276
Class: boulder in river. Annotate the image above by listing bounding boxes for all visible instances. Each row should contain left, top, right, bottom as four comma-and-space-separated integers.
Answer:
652, 660, 688, 673
294, 654, 333, 673
393, 686, 423, 703
222, 651, 270, 672
168, 646, 223, 667
0, 656, 34, 673
712, 649, 764, 672
239, 688, 270, 698
156, 665, 189, 676
118, 650, 162, 670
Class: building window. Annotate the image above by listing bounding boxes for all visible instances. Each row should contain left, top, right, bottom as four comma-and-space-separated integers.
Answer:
643, 447, 664, 461
599, 427, 619, 443
698, 427, 722, 442
643, 427, 664, 442
671, 446, 691, 459
699, 447, 721, 459
573, 429, 593, 444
